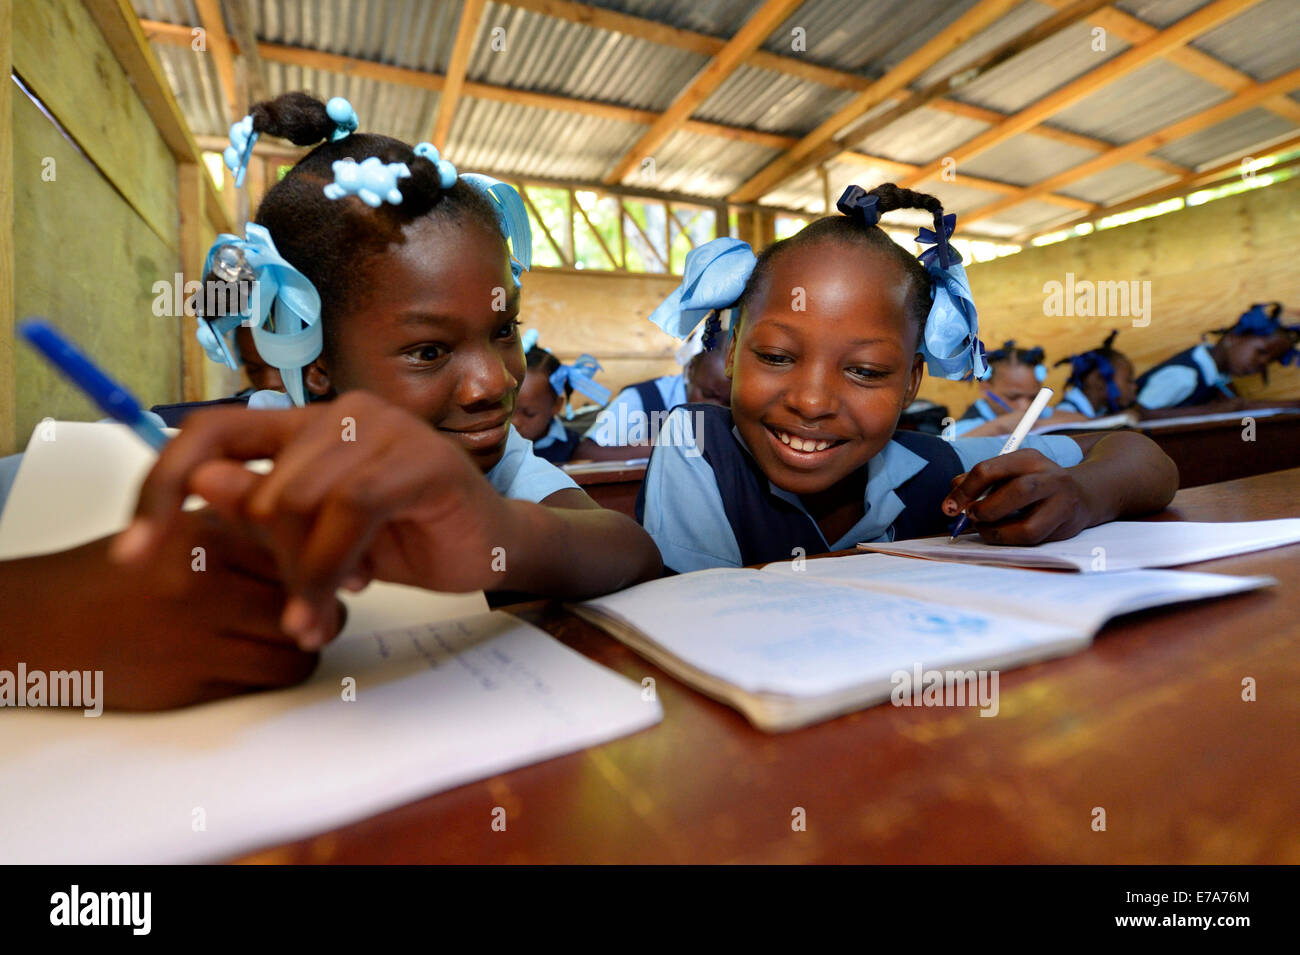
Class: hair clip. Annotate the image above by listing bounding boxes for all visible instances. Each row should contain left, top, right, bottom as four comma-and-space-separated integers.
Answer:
836, 185, 880, 228
323, 157, 411, 207
198, 225, 323, 407
413, 143, 459, 191
648, 238, 755, 341
222, 115, 257, 189
326, 97, 358, 141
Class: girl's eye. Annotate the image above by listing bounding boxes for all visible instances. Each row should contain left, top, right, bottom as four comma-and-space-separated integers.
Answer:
848, 366, 890, 382
407, 344, 449, 364
755, 350, 792, 366
496, 318, 521, 342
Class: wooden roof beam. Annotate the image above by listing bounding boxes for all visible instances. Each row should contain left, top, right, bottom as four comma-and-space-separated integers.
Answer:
430, 0, 486, 147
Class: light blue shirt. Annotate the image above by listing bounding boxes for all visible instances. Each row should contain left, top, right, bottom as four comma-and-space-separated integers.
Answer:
1137, 343, 1231, 409
950, 396, 1054, 438
1056, 386, 1099, 418
582, 374, 687, 446
486, 424, 579, 502
641, 406, 1085, 572
531, 416, 569, 451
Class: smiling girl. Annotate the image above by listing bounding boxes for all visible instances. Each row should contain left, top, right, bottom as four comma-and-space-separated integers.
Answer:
637, 184, 1177, 573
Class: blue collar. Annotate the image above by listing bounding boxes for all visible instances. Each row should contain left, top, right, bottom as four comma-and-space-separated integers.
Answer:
1192, 342, 1233, 394
1061, 385, 1098, 418
532, 416, 568, 450
732, 425, 928, 550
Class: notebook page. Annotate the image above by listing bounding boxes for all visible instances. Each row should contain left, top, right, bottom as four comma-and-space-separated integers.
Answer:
578, 568, 1083, 699
857, 520, 1300, 572
0, 611, 661, 864
763, 553, 1272, 632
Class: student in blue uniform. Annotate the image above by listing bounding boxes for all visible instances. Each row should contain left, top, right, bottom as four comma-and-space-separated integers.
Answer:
1053, 330, 1138, 419
637, 184, 1177, 573
514, 333, 610, 464
951, 340, 1088, 437
110, 91, 660, 650
1136, 303, 1300, 410
573, 241, 747, 461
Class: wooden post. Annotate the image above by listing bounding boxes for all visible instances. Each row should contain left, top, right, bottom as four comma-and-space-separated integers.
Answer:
0, 0, 13, 451
617, 197, 627, 269
177, 163, 209, 402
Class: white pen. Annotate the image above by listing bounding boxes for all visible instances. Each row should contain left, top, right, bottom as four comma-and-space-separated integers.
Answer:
948, 386, 1055, 542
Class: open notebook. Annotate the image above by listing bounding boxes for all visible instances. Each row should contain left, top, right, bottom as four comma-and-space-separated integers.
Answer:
573, 553, 1271, 733
0, 422, 662, 863
858, 519, 1300, 572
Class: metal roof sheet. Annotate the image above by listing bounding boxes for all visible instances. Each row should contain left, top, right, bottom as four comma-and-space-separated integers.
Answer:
1151, 106, 1300, 168
959, 132, 1101, 186
1059, 160, 1175, 203
1050, 60, 1232, 143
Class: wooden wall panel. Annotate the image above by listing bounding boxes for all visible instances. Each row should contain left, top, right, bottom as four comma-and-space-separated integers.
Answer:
917, 176, 1300, 417
0, 0, 13, 454
11, 93, 180, 450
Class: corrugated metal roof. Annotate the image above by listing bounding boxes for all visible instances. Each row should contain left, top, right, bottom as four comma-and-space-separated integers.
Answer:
854, 106, 990, 165
1152, 107, 1300, 168
979, 198, 1082, 236
959, 132, 1100, 186
1190, 0, 1300, 81
694, 65, 857, 136
947, 21, 1131, 115
1059, 161, 1175, 203
125, 0, 1300, 238
1051, 60, 1231, 144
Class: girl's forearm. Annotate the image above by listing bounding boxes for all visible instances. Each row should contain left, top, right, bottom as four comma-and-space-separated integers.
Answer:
495, 500, 662, 598
1074, 431, 1178, 522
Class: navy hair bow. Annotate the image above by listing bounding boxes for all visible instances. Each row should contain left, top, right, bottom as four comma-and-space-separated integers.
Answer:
836, 186, 880, 228
1063, 350, 1121, 414
915, 213, 958, 271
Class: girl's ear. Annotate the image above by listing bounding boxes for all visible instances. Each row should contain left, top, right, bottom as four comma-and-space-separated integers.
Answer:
305, 358, 333, 398
723, 325, 738, 378
903, 353, 924, 407
551, 391, 566, 418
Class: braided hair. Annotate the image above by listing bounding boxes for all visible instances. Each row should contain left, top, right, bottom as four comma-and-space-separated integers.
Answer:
1055, 330, 1127, 412
735, 183, 946, 342
208, 92, 504, 360
525, 345, 570, 402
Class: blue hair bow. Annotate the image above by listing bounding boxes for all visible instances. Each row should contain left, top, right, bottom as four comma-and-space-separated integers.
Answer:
197, 223, 323, 407
461, 174, 532, 287
648, 237, 756, 339
521, 328, 541, 353
549, 354, 611, 419
922, 258, 988, 381
222, 115, 257, 189
836, 186, 880, 228
324, 157, 411, 207
915, 213, 958, 271
1063, 350, 1121, 413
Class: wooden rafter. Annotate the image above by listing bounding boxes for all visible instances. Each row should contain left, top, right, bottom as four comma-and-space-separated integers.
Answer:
431, 0, 486, 147
728, 0, 1022, 203
224, 0, 266, 104
194, 0, 239, 120
602, 0, 804, 186
1040, 0, 1300, 127
961, 66, 1300, 226
898, 0, 1265, 189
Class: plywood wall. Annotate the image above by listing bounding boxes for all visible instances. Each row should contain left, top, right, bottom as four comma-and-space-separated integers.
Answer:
5, 0, 184, 453
918, 175, 1300, 417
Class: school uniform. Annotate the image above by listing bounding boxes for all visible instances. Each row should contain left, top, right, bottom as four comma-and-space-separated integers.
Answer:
951, 397, 1054, 437
582, 374, 686, 446
1055, 386, 1105, 418
638, 403, 1084, 573
1135, 344, 1233, 409
529, 417, 583, 464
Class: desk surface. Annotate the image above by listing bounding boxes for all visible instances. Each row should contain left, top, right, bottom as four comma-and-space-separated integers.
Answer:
242, 468, 1300, 864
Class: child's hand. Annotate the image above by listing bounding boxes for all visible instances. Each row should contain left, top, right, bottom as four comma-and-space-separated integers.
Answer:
2, 510, 324, 711
114, 392, 517, 647
941, 449, 1100, 546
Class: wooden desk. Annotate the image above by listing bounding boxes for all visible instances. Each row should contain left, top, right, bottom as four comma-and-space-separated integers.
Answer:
568, 464, 646, 519
1140, 411, 1300, 488
241, 469, 1300, 864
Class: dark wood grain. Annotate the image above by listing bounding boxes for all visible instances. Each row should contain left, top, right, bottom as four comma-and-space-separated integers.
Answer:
1141, 411, 1300, 488
237, 469, 1300, 864
568, 465, 646, 518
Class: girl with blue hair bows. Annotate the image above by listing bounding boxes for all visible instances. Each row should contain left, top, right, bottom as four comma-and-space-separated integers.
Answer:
574, 238, 745, 461
952, 340, 1091, 437
1135, 302, 1300, 411
636, 183, 1177, 573
1054, 330, 1138, 419
515, 330, 611, 463
119, 92, 660, 646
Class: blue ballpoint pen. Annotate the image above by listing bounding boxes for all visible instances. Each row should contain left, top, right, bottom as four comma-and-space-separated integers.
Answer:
19, 319, 171, 451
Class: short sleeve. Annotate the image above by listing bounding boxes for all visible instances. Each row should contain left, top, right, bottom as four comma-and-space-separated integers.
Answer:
640, 407, 743, 572
582, 387, 645, 445
485, 426, 579, 502
951, 434, 1084, 472
1137, 366, 1198, 409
